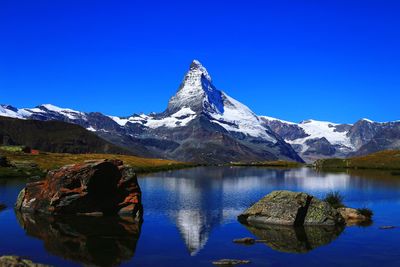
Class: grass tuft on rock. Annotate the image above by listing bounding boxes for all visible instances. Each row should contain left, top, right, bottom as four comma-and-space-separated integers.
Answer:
323, 191, 345, 209
357, 207, 374, 218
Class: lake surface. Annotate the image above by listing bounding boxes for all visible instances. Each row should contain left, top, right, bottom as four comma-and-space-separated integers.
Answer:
1, 167, 400, 266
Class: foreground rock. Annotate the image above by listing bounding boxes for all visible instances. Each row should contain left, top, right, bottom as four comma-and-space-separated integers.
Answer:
212, 259, 251, 266
0, 256, 51, 267
337, 207, 371, 226
16, 212, 141, 267
238, 191, 344, 227
244, 224, 344, 253
15, 159, 142, 219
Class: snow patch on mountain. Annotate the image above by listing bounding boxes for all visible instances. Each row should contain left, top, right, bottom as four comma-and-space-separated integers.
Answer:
145, 108, 197, 128
109, 116, 129, 126
114, 107, 198, 129
261, 116, 354, 153
259, 115, 297, 125
0, 105, 29, 119
39, 104, 86, 120
293, 120, 353, 151
171, 107, 196, 117
360, 118, 374, 123
210, 93, 277, 142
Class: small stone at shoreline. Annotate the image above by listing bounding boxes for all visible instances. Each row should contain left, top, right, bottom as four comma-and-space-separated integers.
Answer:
379, 226, 396, 230
212, 259, 251, 266
233, 237, 255, 245
0, 255, 52, 267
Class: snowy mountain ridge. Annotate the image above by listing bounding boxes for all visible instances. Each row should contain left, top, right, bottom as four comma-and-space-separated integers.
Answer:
260, 116, 400, 162
1, 60, 398, 163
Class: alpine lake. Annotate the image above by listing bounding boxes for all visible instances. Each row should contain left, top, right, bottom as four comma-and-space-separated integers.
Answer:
1, 166, 400, 267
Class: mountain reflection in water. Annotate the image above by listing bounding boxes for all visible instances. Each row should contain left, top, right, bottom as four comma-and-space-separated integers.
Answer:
16, 212, 141, 267
3, 166, 400, 267
139, 167, 399, 255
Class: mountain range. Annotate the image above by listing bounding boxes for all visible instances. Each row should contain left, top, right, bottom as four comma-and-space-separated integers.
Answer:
1, 60, 399, 163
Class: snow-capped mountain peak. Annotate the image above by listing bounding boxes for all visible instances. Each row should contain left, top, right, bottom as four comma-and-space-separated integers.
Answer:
190, 59, 212, 81
167, 60, 224, 115
163, 60, 278, 142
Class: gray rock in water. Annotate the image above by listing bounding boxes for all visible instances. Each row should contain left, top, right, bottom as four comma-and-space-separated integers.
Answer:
238, 190, 344, 227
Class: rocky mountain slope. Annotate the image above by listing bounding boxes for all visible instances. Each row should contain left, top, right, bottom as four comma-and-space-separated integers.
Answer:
0, 116, 133, 155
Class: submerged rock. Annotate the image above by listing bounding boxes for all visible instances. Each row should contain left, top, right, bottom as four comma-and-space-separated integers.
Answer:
233, 237, 255, 245
379, 226, 396, 230
238, 190, 344, 227
16, 212, 141, 267
243, 223, 344, 253
15, 159, 142, 219
0, 255, 51, 267
212, 259, 251, 266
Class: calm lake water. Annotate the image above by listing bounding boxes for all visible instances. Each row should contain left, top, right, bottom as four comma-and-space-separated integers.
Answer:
1, 167, 400, 266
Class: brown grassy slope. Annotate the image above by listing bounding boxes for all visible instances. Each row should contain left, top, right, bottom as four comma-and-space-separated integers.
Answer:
315, 150, 400, 170
1, 151, 195, 173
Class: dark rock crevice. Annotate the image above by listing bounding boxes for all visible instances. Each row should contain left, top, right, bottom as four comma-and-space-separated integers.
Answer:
294, 195, 313, 226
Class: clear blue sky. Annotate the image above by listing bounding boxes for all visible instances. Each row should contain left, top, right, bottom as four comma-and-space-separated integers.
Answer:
1, 0, 399, 123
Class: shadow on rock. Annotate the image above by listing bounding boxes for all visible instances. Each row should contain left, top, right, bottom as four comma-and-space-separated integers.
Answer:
16, 211, 142, 267
243, 223, 344, 254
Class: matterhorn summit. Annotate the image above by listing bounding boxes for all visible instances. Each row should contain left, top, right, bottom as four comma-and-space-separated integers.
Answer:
164, 60, 279, 142
124, 59, 303, 163
167, 59, 223, 115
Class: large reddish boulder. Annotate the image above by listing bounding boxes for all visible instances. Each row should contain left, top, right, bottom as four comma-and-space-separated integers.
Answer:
15, 159, 142, 220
